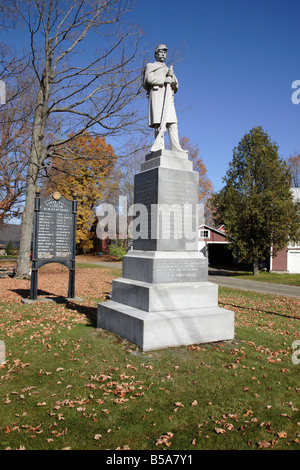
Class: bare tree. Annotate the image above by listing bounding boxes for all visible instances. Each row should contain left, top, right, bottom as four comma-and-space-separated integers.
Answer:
1, 0, 144, 277
0, 94, 30, 224
0, 45, 34, 224
287, 153, 300, 188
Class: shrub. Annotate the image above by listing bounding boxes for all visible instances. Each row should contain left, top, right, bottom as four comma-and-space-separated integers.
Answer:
108, 244, 126, 260
5, 240, 18, 256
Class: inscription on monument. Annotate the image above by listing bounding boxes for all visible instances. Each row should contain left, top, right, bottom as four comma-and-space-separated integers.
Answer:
153, 258, 207, 283
134, 170, 157, 240
133, 167, 198, 250
159, 174, 196, 205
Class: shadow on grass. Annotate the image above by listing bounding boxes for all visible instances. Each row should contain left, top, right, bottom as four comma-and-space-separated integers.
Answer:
9, 288, 106, 328
209, 267, 251, 277
65, 300, 98, 328
218, 299, 300, 320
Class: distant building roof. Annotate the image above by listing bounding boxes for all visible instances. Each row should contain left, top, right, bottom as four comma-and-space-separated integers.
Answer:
0, 224, 21, 246
199, 224, 228, 237
291, 187, 300, 202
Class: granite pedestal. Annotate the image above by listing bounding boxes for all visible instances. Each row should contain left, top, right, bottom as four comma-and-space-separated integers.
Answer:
97, 149, 234, 351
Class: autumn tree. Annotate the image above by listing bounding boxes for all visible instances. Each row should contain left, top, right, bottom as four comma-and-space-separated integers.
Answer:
212, 127, 300, 275
0, 50, 33, 224
0, 99, 28, 224
1, 0, 143, 277
42, 132, 116, 253
287, 153, 300, 187
180, 137, 213, 204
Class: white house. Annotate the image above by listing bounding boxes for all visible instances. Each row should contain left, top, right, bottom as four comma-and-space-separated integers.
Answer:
270, 188, 300, 273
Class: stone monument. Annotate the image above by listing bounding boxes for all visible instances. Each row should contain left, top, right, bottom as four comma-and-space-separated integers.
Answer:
97, 45, 234, 351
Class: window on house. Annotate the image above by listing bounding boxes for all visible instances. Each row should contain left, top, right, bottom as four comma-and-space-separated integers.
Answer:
200, 230, 210, 238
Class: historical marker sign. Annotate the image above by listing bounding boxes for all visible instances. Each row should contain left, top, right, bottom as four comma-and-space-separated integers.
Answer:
30, 191, 77, 300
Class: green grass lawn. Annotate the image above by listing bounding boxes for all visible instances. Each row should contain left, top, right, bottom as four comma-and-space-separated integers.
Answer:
211, 265, 300, 286
0, 267, 299, 450
232, 271, 300, 286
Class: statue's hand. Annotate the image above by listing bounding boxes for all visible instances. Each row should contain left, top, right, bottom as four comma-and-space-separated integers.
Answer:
164, 76, 173, 84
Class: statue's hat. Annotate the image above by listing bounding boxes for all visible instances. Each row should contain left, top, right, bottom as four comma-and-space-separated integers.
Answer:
155, 44, 168, 53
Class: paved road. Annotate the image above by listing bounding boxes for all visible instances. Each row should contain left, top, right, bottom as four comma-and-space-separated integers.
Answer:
76, 259, 299, 298
76, 258, 122, 269
208, 270, 300, 298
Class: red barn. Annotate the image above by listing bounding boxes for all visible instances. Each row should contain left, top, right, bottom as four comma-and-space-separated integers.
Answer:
198, 224, 234, 266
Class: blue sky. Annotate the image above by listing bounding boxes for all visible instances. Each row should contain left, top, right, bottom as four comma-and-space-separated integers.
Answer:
133, 0, 300, 191
2, 0, 299, 196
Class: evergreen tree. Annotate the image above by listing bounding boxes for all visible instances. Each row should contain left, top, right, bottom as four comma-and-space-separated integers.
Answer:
212, 126, 300, 275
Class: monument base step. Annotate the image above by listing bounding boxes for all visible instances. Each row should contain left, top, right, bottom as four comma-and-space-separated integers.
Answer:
97, 300, 234, 351
112, 279, 218, 312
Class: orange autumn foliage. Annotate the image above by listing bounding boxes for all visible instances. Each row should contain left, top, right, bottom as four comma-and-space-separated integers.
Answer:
42, 133, 116, 252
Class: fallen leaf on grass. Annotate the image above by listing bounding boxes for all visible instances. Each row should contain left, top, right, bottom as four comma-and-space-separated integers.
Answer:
95, 399, 105, 405
215, 427, 226, 434
156, 432, 174, 447
224, 423, 234, 431
280, 413, 291, 419
114, 397, 129, 404
257, 441, 271, 448
174, 402, 184, 412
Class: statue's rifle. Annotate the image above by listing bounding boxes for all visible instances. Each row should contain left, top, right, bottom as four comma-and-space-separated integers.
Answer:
151, 66, 173, 153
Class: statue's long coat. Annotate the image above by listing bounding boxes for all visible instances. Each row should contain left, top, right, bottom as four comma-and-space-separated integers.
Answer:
143, 62, 178, 128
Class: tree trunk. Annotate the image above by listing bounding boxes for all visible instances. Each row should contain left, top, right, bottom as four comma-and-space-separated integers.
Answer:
252, 259, 259, 276
16, 78, 47, 278
16, 162, 39, 278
